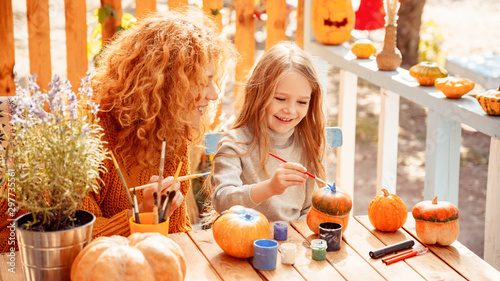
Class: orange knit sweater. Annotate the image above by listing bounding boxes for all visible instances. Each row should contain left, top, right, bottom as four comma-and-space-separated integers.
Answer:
0, 114, 192, 253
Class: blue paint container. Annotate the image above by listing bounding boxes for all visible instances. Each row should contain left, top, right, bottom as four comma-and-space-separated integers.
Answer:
253, 239, 278, 270
273, 221, 288, 241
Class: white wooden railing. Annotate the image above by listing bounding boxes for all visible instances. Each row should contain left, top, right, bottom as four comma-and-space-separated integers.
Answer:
303, 1, 500, 271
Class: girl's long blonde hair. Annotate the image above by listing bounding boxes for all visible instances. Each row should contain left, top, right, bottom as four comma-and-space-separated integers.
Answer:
92, 10, 235, 168
232, 41, 326, 180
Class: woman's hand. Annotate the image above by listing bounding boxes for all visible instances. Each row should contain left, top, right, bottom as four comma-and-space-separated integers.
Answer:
162, 189, 184, 220
140, 176, 181, 213
269, 162, 308, 195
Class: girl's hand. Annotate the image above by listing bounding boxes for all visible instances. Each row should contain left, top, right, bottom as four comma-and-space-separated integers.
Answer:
140, 176, 180, 213
269, 162, 308, 195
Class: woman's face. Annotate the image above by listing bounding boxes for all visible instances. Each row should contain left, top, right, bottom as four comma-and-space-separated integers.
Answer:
188, 62, 218, 127
265, 70, 312, 134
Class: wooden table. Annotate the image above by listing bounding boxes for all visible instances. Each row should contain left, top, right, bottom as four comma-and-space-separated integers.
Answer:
2, 214, 500, 281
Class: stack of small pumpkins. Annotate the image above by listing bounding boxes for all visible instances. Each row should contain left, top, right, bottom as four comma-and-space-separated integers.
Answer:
367, 189, 460, 246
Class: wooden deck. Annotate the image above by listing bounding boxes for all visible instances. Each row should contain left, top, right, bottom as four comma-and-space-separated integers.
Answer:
2, 215, 499, 281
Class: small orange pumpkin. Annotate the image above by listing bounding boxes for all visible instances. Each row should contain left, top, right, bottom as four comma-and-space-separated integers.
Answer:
351, 39, 377, 59
368, 189, 408, 232
71, 233, 186, 281
212, 205, 270, 258
409, 61, 448, 86
475, 86, 500, 115
434, 76, 475, 98
306, 183, 352, 234
412, 195, 459, 246
311, 0, 355, 45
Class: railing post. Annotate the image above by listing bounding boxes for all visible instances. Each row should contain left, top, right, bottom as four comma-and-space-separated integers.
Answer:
27, 0, 52, 90
337, 70, 358, 211
0, 0, 15, 96
234, 0, 255, 112
65, 0, 88, 91
424, 110, 461, 204
484, 137, 500, 270
136, 0, 156, 19
265, 0, 287, 50
376, 89, 400, 195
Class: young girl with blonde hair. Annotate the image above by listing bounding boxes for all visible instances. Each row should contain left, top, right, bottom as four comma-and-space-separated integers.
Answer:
209, 41, 326, 222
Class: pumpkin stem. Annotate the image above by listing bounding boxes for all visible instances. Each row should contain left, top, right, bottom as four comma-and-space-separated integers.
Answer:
432, 195, 438, 204
328, 182, 337, 193
382, 188, 390, 197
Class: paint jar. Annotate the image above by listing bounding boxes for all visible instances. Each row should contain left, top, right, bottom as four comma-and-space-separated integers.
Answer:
280, 243, 296, 265
319, 222, 342, 251
311, 239, 327, 261
273, 221, 288, 241
129, 213, 169, 236
253, 239, 279, 270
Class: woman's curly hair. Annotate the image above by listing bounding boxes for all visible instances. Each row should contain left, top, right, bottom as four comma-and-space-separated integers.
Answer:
92, 9, 235, 168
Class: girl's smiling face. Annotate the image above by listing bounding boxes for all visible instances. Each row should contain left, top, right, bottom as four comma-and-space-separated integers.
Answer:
266, 70, 312, 134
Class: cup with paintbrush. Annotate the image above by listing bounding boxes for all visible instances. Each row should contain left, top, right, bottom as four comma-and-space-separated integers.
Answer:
128, 139, 173, 236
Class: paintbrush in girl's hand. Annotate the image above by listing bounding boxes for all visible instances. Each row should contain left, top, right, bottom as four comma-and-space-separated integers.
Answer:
269, 152, 331, 187
130, 172, 211, 193
154, 139, 167, 224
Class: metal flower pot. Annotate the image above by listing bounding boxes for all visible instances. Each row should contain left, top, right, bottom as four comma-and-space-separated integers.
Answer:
15, 209, 96, 281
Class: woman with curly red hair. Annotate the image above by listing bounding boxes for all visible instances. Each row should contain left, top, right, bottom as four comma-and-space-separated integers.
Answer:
81, 9, 235, 238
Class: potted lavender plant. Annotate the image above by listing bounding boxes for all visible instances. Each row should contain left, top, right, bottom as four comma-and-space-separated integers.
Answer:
0, 72, 108, 281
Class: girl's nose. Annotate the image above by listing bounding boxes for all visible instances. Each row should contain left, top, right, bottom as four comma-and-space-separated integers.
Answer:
283, 102, 296, 114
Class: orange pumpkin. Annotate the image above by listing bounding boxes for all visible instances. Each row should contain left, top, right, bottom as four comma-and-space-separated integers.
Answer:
409, 61, 448, 86
475, 86, 500, 115
311, 0, 355, 45
368, 189, 408, 232
306, 183, 352, 234
412, 195, 459, 246
434, 76, 475, 98
351, 39, 377, 59
212, 205, 270, 258
71, 233, 186, 281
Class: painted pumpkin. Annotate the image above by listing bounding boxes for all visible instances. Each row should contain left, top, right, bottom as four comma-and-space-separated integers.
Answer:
351, 39, 377, 59
434, 76, 475, 98
306, 183, 352, 234
475, 86, 500, 115
412, 195, 459, 246
311, 0, 355, 45
71, 233, 186, 281
409, 61, 448, 86
212, 205, 270, 258
368, 189, 408, 232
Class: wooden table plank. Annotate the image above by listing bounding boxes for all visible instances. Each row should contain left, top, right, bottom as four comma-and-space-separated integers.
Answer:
275, 222, 346, 281
168, 232, 222, 281
291, 220, 385, 281
188, 228, 263, 280
403, 214, 500, 281
344, 218, 425, 281
356, 216, 467, 281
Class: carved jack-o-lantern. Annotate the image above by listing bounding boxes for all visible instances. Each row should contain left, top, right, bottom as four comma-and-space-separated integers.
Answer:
311, 0, 355, 45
